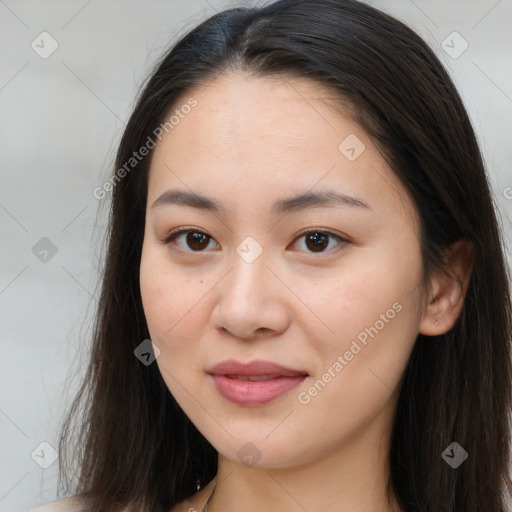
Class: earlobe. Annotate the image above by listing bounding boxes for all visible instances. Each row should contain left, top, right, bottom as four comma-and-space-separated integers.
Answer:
419, 239, 474, 336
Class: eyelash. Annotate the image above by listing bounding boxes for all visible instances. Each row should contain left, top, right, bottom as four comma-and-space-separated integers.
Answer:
162, 227, 349, 256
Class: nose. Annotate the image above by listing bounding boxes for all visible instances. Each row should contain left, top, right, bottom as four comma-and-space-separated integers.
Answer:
210, 251, 291, 341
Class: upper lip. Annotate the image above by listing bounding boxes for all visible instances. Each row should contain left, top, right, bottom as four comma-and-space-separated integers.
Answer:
207, 359, 308, 377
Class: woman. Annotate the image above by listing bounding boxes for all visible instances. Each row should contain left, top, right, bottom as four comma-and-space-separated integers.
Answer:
29, 0, 512, 510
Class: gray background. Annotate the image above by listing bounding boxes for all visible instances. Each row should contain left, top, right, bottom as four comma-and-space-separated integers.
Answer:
1, 1, 511, 511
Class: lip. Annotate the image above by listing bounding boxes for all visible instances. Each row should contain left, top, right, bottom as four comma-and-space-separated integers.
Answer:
207, 359, 308, 378
207, 359, 308, 407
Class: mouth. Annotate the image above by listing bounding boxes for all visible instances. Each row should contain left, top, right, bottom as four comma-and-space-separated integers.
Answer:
207, 358, 308, 378
207, 359, 309, 407
224, 374, 300, 381
209, 374, 307, 406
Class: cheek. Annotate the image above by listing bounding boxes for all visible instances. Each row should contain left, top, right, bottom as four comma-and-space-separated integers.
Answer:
295, 240, 423, 382
139, 251, 206, 350
140, 253, 210, 403
296, 256, 418, 342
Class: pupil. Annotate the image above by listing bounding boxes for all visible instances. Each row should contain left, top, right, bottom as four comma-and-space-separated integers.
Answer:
187, 232, 209, 250
307, 232, 328, 252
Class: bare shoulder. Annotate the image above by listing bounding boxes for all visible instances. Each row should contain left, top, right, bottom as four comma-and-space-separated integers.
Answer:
171, 479, 216, 512
28, 495, 85, 512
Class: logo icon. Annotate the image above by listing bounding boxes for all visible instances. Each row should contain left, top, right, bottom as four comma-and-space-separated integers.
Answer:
236, 236, 263, 264
441, 32, 468, 59
32, 237, 58, 263
134, 339, 161, 365
31, 32, 59, 59
236, 442, 263, 467
338, 134, 366, 161
31, 441, 58, 469
441, 441, 468, 468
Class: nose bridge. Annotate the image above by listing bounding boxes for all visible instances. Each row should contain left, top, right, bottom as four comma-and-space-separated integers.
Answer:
211, 235, 289, 338
226, 235, 271, 305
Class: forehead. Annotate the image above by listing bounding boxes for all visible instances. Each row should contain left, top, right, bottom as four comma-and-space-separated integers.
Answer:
147, 72, 414, 221
160, 72, 348, 153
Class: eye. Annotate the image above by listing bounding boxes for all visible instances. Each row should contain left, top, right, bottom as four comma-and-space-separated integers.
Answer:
289, 229, 347, 254
163, 228, 348, 254
164, 228, 219, 252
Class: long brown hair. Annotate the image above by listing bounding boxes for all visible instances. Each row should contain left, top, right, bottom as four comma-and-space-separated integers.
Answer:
58, 1, 512, 510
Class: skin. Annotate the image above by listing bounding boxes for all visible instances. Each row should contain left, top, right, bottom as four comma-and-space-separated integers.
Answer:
139, 71, 473, 512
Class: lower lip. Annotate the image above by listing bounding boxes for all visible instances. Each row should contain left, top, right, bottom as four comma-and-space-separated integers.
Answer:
209, 374, 307, 406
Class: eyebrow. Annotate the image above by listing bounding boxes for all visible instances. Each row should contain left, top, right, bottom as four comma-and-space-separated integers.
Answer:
151, 188, 371, 215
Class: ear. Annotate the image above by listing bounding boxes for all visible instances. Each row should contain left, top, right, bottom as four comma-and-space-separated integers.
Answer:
419, 239, 474, 336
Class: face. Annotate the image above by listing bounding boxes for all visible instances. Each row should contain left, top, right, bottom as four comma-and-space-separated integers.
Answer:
139, 71, 427, 469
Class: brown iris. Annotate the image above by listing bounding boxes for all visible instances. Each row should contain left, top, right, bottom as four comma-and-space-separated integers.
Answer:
304, 231, 329, 252
186, 232, 210, 251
